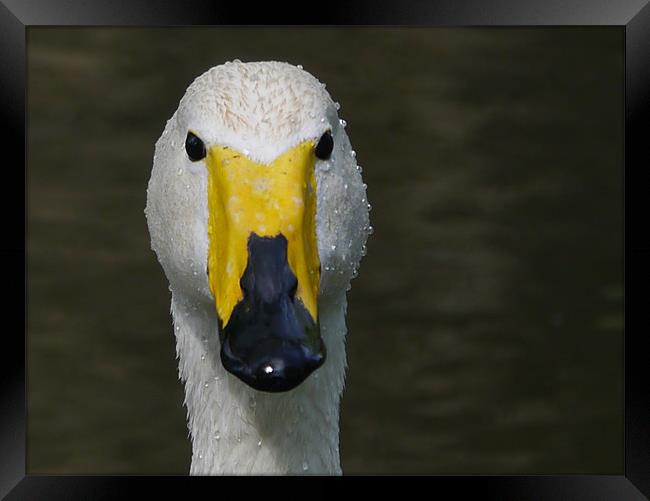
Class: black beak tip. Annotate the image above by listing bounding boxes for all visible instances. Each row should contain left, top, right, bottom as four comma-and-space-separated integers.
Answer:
221, 342, 326, 393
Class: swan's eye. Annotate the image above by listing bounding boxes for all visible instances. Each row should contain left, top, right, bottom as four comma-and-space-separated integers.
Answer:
315, 130, 334, 160
185, 131, 206, 162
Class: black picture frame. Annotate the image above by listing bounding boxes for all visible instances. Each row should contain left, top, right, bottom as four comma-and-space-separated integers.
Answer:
5, 0, 650, 498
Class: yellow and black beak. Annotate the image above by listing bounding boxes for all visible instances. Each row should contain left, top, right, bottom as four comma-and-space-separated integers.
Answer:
205, 140, 323, 392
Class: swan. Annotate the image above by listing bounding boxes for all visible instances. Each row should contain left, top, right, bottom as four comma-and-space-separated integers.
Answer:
145, 60, 370, 475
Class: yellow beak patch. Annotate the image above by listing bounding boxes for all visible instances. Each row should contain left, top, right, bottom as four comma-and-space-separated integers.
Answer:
206, 141, 320, 327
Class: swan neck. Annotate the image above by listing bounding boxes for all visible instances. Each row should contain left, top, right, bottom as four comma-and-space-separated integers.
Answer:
171, 293, 347, 474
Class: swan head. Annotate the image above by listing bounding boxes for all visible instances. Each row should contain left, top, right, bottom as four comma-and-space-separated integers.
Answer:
146, 61, 370, 393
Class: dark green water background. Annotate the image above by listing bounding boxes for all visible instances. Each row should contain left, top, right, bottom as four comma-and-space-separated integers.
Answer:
27, 27, 623, 474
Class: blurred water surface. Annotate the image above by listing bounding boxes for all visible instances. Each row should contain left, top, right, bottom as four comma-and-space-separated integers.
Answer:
27, 27, 623, 474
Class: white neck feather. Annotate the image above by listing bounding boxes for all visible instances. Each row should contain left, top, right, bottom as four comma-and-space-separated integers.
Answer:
171, 292, 348, 475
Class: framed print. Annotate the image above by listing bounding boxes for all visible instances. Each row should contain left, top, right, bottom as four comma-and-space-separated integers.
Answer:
4, 0, 650, 498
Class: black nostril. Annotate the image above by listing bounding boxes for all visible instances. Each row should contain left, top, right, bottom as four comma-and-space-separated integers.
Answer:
240, 274, 252, 295
288, 276, 298, 299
